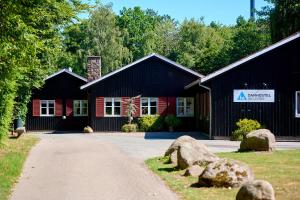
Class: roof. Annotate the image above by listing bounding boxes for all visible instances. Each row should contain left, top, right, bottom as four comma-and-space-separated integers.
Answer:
45, 68, 87, 82
201, 32, 300, 83
80, 53, 204, 90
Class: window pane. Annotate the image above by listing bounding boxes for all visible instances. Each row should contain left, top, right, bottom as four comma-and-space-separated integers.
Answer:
297, 92, 300, 114
142, 107, 148, 115
177, 98, 184, 107
186, 107, 193, 116
74, 101, 80, 108
82, 101, 88, 108
114, 107, 121, 115
82, 108, 88, 115
106, 102, 112, 107
41, 108, 47, 115
49, 108, 54, 115
177, 107, 184, 116
41, 102, 47, 108
114, 101, 121, 107
150, 106, 157, 115
75, 107, 81, 115
150, 98, 157, 106
186, 98, 193, 107
141, 98, 148, 107
48, 101, 54, 108
106, 107, 112, 115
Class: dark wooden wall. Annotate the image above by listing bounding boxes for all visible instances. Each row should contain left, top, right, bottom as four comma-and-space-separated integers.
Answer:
203, 38, 300, 137
26, 72, 88, 131
87, 56, 200, 131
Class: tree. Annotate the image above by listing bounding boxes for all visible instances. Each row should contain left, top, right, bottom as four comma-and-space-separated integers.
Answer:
117, 7, 165, 60
175, 19, 233, 74
228, 16, 271, 63
260, 0, 300, 42
60, 3, 132, 75
0, 0, 87, 142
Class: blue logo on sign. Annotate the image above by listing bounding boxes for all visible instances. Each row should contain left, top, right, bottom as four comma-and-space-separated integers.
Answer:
237, 92, 247, 100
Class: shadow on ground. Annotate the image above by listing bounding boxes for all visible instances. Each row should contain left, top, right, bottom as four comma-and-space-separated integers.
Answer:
144, 132, 209, 140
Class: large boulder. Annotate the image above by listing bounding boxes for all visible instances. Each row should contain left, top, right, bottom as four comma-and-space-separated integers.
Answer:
240, 129, 276, 152
198, 158, 254, 188
184, 165, 205, 177
177, 142, 218, 169
164, 135, 218, 169
236, 180, 275, 200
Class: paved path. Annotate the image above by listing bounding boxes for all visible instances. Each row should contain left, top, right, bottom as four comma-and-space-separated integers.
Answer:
90, 132, 300, 160
10, 134, 178, 200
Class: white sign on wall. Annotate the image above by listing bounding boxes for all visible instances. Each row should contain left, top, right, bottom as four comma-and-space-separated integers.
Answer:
233, 90, 275, 103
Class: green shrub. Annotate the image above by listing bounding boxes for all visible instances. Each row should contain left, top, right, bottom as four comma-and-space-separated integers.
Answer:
121, 123, 137, 132
232, 118, 262, 141
138, 115, 164, 132
164, 115, 181, 131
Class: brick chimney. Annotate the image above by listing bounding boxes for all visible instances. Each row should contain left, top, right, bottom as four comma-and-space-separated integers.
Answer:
87, 56, 101, 82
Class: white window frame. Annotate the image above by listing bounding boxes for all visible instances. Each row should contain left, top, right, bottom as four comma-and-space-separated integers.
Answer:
73, 100, 88, 117
40, 100, 55, 117
296, 91, 300, 118
176, 97, 194, 117
140, 97, 158, 116
104, 98, 122, 117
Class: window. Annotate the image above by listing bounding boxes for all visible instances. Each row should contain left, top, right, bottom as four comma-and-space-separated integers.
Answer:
141, 97, 158, 116
177, 97, 194, 117
74, 100, 88, 116
40, 100, 55, 116
296, 92, 300, 117
105, 98, 121, 116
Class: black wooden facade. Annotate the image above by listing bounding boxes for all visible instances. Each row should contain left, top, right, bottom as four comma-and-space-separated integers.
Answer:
200, 36, 300, 137
85, 56, 201, 131
26, 71, 88, 131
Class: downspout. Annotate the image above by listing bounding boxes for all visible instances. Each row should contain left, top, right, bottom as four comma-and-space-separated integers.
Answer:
198, 83, 213, 140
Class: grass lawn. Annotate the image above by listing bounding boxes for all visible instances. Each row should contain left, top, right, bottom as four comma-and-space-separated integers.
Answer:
145, 150, 300, 200
0, 135, 39, 200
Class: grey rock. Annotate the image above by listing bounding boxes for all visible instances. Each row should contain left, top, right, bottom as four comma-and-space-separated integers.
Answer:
240, 129, 276, 152
184, 165, 205, 177
16, 127, 26, 135
236, 180, 275, 200
199, 158, 254, 188
177, 142, 218, 169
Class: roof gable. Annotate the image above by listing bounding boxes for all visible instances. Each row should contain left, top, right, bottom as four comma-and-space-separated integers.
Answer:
201, 32, 300, 83
45, 69, 87, 82
80, 53, 203, 90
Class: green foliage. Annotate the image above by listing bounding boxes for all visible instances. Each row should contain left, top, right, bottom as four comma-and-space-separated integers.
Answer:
121, 124, 138, 132
138, 115, 164, 132
60, 3, 132, 76
259, 0, 300, 42
164, 115, 181, 129
0, 0, 88, 142
232, 118, 262, 141
227, 16, 271, 63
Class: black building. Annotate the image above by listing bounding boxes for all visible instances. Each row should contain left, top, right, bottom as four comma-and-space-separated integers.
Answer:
26, 69, 88, 131
81, 54, 204, 131
186, 32, 300, 138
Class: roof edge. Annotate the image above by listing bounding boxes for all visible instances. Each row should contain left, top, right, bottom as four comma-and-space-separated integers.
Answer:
45, 69, 87, 82
202, 32, 300, 83
81, 53, 203, 90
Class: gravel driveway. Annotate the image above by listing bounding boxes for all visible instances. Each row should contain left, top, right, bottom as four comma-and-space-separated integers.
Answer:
10, 134, 178, 200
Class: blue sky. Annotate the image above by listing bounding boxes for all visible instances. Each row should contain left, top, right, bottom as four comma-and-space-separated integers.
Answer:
83, 0, 270, 25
